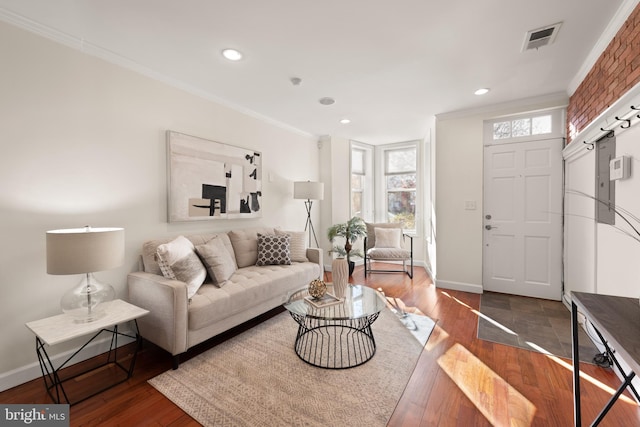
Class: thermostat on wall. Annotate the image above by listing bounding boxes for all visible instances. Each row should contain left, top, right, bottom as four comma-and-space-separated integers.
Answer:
609, 155, 631, 180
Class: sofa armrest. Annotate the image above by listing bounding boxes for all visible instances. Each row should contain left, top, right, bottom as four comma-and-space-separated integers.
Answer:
127, 271, 189, 356
305, 247, 323, 279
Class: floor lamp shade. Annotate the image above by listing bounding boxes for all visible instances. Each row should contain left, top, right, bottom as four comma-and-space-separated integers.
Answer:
46, 227, 125, 322
294, 181, 324, 201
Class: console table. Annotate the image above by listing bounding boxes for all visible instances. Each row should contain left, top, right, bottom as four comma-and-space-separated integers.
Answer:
571, 291, 640, 426
25, 299, 149, 405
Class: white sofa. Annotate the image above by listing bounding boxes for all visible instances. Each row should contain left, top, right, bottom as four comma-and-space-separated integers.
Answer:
128, 227, 322, 368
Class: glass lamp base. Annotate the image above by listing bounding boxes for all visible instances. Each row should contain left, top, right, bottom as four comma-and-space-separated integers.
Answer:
61, 272, 115, 323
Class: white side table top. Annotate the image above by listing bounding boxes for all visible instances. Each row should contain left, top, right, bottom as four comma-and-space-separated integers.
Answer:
25, 299, 149, 346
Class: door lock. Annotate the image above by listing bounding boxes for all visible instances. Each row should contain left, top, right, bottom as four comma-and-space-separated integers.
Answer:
485, 214, 492, 220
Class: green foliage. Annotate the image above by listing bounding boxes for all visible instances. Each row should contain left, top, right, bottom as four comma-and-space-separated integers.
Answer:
327, 216, 367, 261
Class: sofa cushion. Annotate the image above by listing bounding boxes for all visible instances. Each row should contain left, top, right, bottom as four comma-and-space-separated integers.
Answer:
228, 227, 275, 268
256, 233, 291, 266
188, 262, 320, 330
195, 236, 237, 286
156, 236, 207, 298
275, 229, 308, 262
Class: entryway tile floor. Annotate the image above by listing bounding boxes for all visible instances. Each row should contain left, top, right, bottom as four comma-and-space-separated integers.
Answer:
478, 291, 600, 364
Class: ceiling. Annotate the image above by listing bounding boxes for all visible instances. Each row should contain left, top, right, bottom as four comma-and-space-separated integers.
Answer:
0, 0, 631, 144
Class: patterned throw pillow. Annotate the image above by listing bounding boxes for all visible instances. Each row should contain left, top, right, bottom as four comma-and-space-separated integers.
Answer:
256, 233, 291, 266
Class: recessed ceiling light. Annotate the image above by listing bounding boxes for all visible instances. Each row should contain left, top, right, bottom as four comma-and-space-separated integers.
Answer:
474, 88, 490, 95
340, 119, 351, 124
319, 97, 335, 106
221, 48, 243, 61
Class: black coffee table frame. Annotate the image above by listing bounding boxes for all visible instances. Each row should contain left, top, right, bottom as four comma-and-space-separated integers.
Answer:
285, 285, 384, 369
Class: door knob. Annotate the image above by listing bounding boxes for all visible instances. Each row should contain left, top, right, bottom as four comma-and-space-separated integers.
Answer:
485, 225, 493, 230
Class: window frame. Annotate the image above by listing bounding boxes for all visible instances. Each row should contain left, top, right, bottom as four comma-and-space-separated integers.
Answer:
350, 141, 374, 222
375, 140, 420, 234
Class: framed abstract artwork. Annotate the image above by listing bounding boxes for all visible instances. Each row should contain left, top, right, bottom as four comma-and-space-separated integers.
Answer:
167, 131, 262, 222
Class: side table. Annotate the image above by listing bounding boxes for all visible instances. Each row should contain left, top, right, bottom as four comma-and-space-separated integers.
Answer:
25, 299, 149, 405
571, 291, 640, 426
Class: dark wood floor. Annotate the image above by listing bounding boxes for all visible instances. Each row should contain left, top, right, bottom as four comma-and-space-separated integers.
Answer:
2, 264, 639, 426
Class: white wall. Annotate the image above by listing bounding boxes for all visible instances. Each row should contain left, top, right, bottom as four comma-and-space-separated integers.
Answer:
434, 95, 569, 293
596, 123, 640, 297
563, 147, 597, 299
0, 21, 320, 389
563, 83, 640, 301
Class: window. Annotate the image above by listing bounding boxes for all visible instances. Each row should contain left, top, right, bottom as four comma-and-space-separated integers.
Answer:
351, 148, 365, 218
350, 141, 420, 233
350, 142, 374, 222
492, 114, 553, 140
384, 146, 416, 230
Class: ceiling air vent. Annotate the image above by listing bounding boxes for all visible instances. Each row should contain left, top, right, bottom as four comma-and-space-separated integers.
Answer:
522, 22, 562, 51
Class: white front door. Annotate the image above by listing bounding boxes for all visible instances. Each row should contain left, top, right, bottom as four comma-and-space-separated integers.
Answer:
482, 137, 563, 300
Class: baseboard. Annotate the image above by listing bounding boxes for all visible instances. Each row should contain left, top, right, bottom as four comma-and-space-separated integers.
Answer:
0, 329, 136, 393
325, 259, 427, 272
436, 279, 483, 294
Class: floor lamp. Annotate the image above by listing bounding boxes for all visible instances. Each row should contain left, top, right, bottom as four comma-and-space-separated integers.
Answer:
294, 181, 324, 248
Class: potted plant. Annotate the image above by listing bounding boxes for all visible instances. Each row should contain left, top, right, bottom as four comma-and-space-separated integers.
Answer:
327, 216, 367, 276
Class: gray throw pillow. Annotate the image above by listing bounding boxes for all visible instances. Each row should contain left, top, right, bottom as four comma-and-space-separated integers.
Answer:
195, 237, 237, 287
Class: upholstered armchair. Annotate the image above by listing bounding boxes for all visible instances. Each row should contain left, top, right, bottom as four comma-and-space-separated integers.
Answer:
364, 222, 413, 278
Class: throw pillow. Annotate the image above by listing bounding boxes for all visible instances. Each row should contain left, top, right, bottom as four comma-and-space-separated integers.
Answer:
365, 222, 402, 249
256, 233, 291, 266
228, 227, 275, 268
156, 235, 207, 298
275, 229, 308, 262
374, 227, 402, 248
195, 236, 237, 287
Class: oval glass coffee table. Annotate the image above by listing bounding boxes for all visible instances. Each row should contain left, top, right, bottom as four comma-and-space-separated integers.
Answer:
284, 284, 386, 369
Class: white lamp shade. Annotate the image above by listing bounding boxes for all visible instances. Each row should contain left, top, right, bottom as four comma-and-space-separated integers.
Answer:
294, 181, 324, 200
46, 227, 125, 275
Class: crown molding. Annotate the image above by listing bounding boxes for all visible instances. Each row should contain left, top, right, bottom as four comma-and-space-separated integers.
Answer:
0, 8, 315, 140
567, 0, 640, 95
435, 92, 569, 121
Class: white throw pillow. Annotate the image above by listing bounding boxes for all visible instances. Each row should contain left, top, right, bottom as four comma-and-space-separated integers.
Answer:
195, 236, 237, 287
275, 229, 308, 262
374, 227, 402, 249
156, 235, 207, 298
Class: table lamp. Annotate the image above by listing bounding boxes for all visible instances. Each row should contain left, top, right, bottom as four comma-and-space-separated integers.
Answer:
46, 226, 125, 322
293, 181, 324, 247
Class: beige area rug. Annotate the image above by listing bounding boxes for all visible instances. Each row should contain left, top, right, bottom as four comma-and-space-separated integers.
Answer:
149, 308, 432, 426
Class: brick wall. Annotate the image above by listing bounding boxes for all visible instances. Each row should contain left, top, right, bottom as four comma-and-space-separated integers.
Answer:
567, 2, 640, 143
